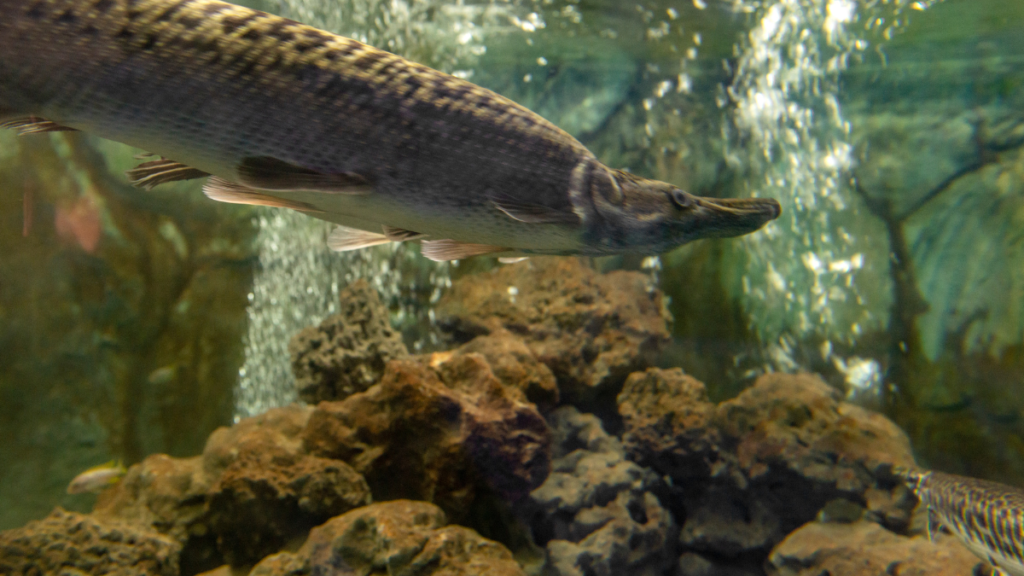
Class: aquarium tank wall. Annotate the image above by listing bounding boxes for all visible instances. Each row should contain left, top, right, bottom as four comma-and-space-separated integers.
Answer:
1, 0, 1023, 574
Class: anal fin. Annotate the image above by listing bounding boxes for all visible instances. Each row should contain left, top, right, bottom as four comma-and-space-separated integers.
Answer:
498, 256, 530, 264
203, 177, 318, 211
127, 158, 210, 190
327, 225, 390, 252
238, 156, 372, 195
420, 239, 508, 262
382, 225, 427, 242
1, 116, 78, 135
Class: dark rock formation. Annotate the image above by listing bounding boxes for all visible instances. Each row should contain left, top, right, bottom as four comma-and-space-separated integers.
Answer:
302, 357, 551, 522
766, 520, 983, 576
289, 279, 409, 403
527, 407, 677, 576
250, 500, 527, 576
618, 369, 918, 568
436, 258, 672, 409
0, 508, 180, 575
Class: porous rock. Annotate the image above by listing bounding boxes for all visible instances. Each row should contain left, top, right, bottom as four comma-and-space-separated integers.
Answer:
289, 278, 408, 403
617, 369, 917, 561
96, 404, 371, 570
207, 449, 370, 565
452, 329, 560, 411
0, 508, 180, 576
436, 258, 671, 407
766, 520, 983, 576
527, 407, 677, 576
249, 500, 527, 576
302, 357, 551, 522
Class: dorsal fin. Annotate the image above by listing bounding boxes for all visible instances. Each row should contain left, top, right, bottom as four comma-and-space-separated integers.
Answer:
203, 177, 318, 211
126, 158, 209, 190
238, 156, 372, 194
1, 117, 78, 135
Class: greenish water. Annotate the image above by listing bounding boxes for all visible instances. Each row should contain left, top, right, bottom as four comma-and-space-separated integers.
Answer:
1, 0, 1022, 568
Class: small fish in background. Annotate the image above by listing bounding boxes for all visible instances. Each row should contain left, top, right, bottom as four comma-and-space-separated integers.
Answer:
53, 194, 102, 253
0, 0, 780, 261
899, 467, 1024, 576
67, 460, 127, 495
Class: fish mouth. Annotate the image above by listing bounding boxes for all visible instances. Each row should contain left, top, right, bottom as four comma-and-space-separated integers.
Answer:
690, 195, 781, 238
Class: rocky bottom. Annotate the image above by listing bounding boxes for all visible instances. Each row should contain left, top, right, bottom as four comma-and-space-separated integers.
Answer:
0, 260, 989, 576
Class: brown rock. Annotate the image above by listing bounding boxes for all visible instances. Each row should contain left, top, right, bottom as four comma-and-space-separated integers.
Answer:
289, 279, 409, 403
715, 373, 916, 484
207, 450, 371, 565
0, 508, 180, 576
617, 370, 918, 558
453, 329, 560, 411
94, 404, 375, 570
617, 368, 720, 481
436, 258, 671, 406
766, 520, 982, 576
249, 500, 527, 576
302, 358, 551, 522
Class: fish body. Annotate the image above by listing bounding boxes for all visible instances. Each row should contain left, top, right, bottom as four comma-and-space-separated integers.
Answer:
0, 0, 780, 259
67, 460, 127, 494
902, 468, 1024, 576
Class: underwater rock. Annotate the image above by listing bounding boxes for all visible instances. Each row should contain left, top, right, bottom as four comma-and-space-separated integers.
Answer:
617, 368, 720, 483
94, 404, 371, 570
0, 507, 180, 575
618, 369, 917, 560
527, 407, 677, 576
451, 329, 560, 412
206, 450, 371, 565
249, 500, 527, 576
302, 357, 551, 522
289, 278, 409, 403
766, 520, 983, 576
436, 258, 671, 408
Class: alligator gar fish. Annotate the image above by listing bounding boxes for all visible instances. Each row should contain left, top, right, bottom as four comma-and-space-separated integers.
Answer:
901, 468, 1024, 576
0, 0, 780, 261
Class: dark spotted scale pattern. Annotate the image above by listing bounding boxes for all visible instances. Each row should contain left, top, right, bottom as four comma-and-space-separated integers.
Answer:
904, 469, 1024, 576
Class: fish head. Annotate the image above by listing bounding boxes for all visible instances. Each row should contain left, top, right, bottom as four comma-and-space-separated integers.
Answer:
586, 167, 781, 254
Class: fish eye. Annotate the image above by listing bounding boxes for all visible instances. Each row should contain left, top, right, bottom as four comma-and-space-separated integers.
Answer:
669, 188, 694, 210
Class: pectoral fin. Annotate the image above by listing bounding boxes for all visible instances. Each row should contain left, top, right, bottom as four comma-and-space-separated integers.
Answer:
1, 117, 78, 135
490, 192, 579, 225
127, 158, 210, 190
327, 225, 390, 251
420, 239, 508, 261
203, 177, 318, 211
238, 156, 372, 194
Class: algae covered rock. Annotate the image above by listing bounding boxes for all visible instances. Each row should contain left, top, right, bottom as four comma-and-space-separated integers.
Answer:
250, 500, 526, 576
0, 508, 180, 575
452, 329, 560, 412
766, 520, 983, 576
302, 357, 551, 521
617, 369, 918, 566
93, 404, 370, 571
436, 258, 672, 407
289, 278, 409, 403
